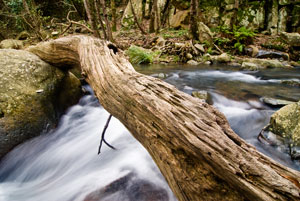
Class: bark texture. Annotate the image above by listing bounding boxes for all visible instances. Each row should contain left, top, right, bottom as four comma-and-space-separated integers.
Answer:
28, 35, 300, 201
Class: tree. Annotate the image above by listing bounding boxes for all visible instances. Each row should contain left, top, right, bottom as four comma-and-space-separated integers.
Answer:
190, 0, 198, 39
149, 0, 159, 33
83, 0, 101, 38
28, 35, 300, 201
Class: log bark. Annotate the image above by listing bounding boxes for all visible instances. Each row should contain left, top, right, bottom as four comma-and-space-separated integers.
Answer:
28, 35, 300, 201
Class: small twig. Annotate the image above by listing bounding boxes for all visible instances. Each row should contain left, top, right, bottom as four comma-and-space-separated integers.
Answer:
214, 43, 224, 53
98, 114, 116, 154
66, 10, 94, 33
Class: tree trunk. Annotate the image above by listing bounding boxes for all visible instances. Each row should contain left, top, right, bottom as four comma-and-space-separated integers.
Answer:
129, 0, 147, 34
94, 0, 106, 39
28, 35, 300, 201
83, 0, 100, 38
111, 0, 117, 32
98, 0, 114, 42
190, 0, 198, 39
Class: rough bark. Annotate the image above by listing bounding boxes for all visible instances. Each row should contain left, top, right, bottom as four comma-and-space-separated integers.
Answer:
28, 35, 300, 201
83, 0, 100, 38
98, 0, 114, 42
111, 0, 117, 32
190, 0, 198, 39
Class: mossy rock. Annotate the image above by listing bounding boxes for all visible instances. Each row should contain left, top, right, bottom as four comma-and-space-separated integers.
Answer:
267, 101, 300, 156
0, 49, 82, 158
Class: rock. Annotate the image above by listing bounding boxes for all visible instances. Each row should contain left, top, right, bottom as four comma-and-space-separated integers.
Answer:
211, 53, 231, 63
197, 22, 213, 43
0, 49, 82, 158
280, 32, 300, 47
0, 39, 24, 49
174, 42, 185, 49
241, 62, 260, 70
243, 58, 287, 69
260, 97, 295, 106
266, 101, 300, 158
228, 62, 241, 67
157, 73, 166, 79
170, 10, 190, 28
245, 45, 259, 57
280, 80, 300, 87
194, 44, 205, 53
51, 31, 59, 36
256, 49, 289, 61
187, 60, 198, 65
204, 61, 212, 65
191, 91, 208, 102
186, 53, 193, 59
83, 172, 169, 201
290, 61, 300, 67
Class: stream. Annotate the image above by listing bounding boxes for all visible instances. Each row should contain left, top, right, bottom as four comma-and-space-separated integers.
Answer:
0, 64, 300, 201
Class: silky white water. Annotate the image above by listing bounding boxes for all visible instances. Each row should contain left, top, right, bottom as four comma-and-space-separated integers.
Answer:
0, 86, 176, 201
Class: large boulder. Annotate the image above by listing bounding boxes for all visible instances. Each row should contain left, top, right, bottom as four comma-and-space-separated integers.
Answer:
197, 22, 213, 43
266, 101, 300, 159
0, 49, 82, 158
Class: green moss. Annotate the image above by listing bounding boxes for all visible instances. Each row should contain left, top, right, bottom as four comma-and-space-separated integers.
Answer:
161, 28, 188, 39
126, 45, 154, 64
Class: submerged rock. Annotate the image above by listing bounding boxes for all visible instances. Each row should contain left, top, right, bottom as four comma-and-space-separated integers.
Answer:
191, 90, 209, 102
0, 49, 82, 158
280, 79, 300, 87
83, 172, 169, 201
261, 97, 295, 106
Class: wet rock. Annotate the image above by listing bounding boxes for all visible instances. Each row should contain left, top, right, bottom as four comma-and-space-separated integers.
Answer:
204, 61, 212, 65
241, 62, 260, 70
83, 172, 169, 201
191, 91, 208, 102
0, 49, 82, 158
256, 49, 289, 61
0, 39, 24, 49
197, 22, 213, 44
265, 101, 300, 159
260, 97, 295, 107
280, 80, 300, 87
242, 58, 288, 69
187, 60, 198, 65
280, 32, 300, 47
157, 73, 166, 79
211, 53, 231, 63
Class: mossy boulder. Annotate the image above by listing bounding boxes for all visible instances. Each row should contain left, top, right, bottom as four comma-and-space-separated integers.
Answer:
266, 101, 300, 158
242, 58, 289, 69
0, 49, 82, 158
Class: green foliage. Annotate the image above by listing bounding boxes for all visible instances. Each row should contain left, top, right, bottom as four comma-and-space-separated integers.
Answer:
213, 25, 256, 53
161, 29, 188, 39
126, 45, 155, 64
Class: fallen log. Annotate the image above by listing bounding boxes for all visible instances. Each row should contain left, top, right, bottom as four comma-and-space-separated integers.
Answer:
28, 35, 300, 201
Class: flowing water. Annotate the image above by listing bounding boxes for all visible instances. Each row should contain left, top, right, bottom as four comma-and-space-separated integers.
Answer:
0, 64, 300, 201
